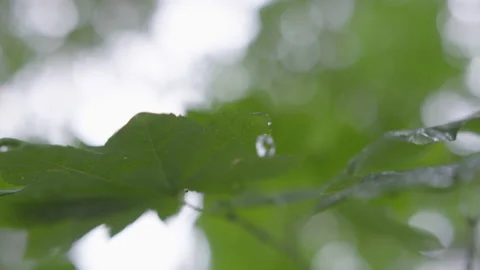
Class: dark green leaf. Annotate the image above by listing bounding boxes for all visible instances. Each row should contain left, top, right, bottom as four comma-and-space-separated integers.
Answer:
0, 110, 297, 261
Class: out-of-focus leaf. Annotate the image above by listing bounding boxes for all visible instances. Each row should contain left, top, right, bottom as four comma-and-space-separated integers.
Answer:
338, 203, 442, 251
315, 152, 480, 213
20, 205, 151, 259
312, 112, 480, 211
345, 111, 480, 176
34, 255, 74, 270
208, 188, 321, 212
209, 112, 480, 214
199, 206, 302, 270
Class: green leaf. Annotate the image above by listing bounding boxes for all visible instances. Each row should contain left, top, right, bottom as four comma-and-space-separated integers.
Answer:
337, 203, 442, 251
344, 111, 480, 176
313, 112, 480, 212
103, 113, 203, 192
314, 153, 480, 212
0, 110, 298, 261
0, 177, 22, 196
206, 112, 480, 215
184, 107, 276, 192
0, 138, 178, 228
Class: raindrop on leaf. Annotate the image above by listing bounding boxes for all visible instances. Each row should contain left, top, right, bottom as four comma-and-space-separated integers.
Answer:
256, 134, 276, 158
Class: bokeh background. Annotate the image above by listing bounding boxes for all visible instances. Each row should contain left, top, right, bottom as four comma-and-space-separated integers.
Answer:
2, 0, 480, 269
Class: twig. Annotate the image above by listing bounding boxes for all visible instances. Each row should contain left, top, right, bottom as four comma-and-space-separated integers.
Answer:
224, 211, 308, 269
183, 198, 307, 269
465, 216, 478, 270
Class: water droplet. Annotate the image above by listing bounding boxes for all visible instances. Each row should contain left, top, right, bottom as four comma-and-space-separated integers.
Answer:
387, 126, 458, 145
256, 134, 276, 158
0, 146, 8, 152
252, 112, 276, 158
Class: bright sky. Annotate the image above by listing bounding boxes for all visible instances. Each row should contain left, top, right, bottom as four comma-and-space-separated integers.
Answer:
0, 0, 271, 146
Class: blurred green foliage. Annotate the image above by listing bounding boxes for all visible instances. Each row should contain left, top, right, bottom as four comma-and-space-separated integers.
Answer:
1, 0, 478, 269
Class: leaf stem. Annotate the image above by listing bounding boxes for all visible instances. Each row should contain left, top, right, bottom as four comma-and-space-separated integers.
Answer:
466, 216, 477, 270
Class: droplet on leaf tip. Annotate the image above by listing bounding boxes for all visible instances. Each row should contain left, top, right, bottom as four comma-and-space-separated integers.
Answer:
256, 134, 276, 158
251, 112, 273, 129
